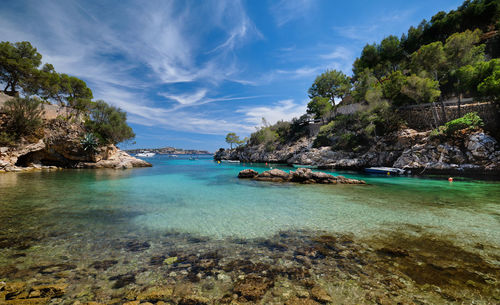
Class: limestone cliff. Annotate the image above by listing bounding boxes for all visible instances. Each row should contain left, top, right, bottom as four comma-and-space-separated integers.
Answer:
215, 128, 500, 176
0, 115, 151, 173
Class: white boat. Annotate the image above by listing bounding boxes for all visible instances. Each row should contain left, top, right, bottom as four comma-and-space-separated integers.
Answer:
136, 151, 156, 157
364, 167, 406, 175
221, 160, 240, 163
292, 164, 318, 169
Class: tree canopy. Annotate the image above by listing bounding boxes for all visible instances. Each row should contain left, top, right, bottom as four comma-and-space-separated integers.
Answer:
85, 100, 135, 145
225, 132, 244, 149
308, 69, 351, 104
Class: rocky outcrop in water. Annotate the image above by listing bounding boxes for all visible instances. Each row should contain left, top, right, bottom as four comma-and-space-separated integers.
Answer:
238, 168, 366, 184
0, 118, 151, 172
217, 128, 500, 175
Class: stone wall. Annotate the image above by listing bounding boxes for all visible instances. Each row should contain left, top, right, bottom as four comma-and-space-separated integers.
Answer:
0, 92, 80, 121
396, 102, 499, 135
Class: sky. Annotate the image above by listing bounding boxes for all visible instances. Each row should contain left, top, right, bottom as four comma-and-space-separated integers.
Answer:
0, 0, 464, 152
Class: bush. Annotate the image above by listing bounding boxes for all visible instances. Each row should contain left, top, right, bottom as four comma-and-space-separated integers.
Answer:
1, 97, 44, 140
431, 112, 484, 138
85, 100, 135, 144
0, 131, 16, 146
443, 112, 483, 135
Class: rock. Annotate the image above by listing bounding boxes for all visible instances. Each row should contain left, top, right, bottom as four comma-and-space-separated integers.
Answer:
163, 256, 178, 265
233, 274, 274, 301
178, 295, 211, 305
137, 286, 174, 302
285, 297, 320, 305
466, 132, 497, 160
29, 283, 68, 298
124, 240, 150, 252
291, 168, 313, 182
89, 260, 118, 270
310, 286, 332, 303
4, 298, 51, 305
237, 169, 258, 178
255, 169, 291, 182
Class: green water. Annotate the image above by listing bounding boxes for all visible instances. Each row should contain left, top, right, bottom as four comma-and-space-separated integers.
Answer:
1, 155, 499, 245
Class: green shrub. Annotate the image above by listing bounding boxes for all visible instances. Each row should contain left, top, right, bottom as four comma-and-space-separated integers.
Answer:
431, 112, 484, 138
1, 97, 44, 140
443, 112, 483, 135
0, 131, 16, 146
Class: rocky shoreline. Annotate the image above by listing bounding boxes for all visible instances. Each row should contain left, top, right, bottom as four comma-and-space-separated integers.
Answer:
215, 128, 500, 176
238, 168, 366, 184
0, 119, 151, 173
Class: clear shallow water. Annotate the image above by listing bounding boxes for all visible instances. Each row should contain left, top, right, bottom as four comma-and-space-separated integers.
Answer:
1, 154, 499, 245
1, 155, 500, 303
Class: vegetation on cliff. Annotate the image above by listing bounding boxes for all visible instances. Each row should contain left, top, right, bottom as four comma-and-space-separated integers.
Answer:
233, 0, 500, 154
0, 41, 135, 147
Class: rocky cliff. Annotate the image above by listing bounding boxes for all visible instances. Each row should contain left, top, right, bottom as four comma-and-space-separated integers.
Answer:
0, 117, 151, 173
215, 128, 500, 176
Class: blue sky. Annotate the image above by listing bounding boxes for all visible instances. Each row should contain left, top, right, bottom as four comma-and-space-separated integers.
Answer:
0, 0, 463, 151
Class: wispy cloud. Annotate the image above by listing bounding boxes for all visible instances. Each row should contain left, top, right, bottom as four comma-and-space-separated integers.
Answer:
270, 0, 315, 27
237, 99, 307, 126
332, 25, 380, 42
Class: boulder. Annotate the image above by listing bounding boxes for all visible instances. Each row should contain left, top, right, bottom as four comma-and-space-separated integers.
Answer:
466, 132, 497, 160
255, 169, 291, 182
238, 169, 258, 178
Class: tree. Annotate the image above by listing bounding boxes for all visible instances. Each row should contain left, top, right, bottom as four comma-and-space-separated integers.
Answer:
401, 74, 441, 127
306, 97, 332, 121
85, 100, 135, 144
225, 132, 243, 149
410, 41, 447, 79
308, 69, 351, 104
351, 68, 378, 102
444, 29, 485, 115
0, 41, 42, 95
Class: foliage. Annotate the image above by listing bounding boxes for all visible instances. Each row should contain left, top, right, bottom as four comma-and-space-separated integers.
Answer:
400, 74, 441, 105
85, 100, 135, 145
0, 41, 42, 94
444, 29, 484, 69
306, 97, 332, 120
225, 132, 244, 149
431, 112, 484, 137
456, 58, 500, 98
1, 97, 43, 139
410, 41, 447, 79
80, 133, 99, 152
351, 68, 379, 102
308, 69, 351, 103
0, 131, 16, 146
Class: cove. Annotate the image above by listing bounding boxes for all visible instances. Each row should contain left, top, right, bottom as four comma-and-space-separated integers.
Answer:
0, 154, 499, 304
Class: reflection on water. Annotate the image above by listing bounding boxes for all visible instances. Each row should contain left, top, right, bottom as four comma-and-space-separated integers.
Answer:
0, 155, 499, 303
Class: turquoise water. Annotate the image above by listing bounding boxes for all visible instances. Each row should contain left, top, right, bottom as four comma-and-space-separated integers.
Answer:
1, 154, 500, 303
1, 155, 499, 245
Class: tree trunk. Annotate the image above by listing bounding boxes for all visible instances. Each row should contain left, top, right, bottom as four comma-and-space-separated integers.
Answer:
457, 93, 462, 117
439, 97, 447, 123
430, 102, 440, 128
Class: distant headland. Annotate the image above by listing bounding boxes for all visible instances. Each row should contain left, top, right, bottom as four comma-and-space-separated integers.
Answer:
126, 147, 211, 155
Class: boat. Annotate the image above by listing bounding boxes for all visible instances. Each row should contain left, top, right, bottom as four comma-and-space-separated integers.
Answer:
364, 167, 406, 175
136, 151, 156, 157
292, 164, 318, 169
221, 160, 240, 163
